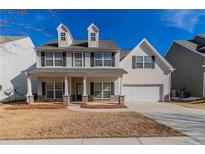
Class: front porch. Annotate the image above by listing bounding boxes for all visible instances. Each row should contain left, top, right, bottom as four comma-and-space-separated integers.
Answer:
26, 75, 125, 104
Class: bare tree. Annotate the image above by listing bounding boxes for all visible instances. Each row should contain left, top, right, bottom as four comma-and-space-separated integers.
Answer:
0, 10, 59, 55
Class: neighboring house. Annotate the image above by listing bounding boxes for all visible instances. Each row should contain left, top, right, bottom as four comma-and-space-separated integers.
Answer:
0, 36, 37, 102
24, 23, 127, 103
166, 34, 205, 98
23, 23, 173, 104
120, 39, 174, 102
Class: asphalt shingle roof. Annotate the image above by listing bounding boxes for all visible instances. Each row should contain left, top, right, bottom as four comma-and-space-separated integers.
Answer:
36, 39, 120, 50
175, 34, 205, 54
120, 49, 130, 61
23, 67, 127, 75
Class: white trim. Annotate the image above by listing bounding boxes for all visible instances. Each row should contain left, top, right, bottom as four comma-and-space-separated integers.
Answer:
45, 52, 64, 67
57, 23, 73, 41
93, 81, 112, 99
45, 81, 63, 99
120, 38, 174, 72
87, 23, 99, 32
94, 52, 113, 67
73, 52, 84, 67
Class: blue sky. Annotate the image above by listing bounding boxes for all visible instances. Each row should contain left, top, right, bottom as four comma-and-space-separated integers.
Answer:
1, 9, 205, 56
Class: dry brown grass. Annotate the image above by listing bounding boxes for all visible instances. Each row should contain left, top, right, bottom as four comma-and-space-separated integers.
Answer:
4, 103, 66, 110
175, 102, 205, 109
0, 104, 183, 140
81, 102, 127, 109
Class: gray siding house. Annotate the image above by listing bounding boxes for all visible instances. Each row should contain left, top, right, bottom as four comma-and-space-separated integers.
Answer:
166, 34, 205, 98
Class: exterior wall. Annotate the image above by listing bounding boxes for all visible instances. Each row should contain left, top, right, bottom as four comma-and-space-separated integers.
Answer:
166, 42, 204, 97
37, 76, 120, 102
88, 27, 99, 48
57, 26, 73, 47
115, 51, 120, 67
36, 51, 119, 68
0, 37, 37, 102
120, 42, 171, 100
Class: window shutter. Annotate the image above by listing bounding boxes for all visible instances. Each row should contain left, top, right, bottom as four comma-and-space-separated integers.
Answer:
42, 82, 45, 96
112, 52, 115, 67
111, 82, 114, 95
90, 82, 94, 95
90, 52, 94, 67
152, 56, 155, 69
72, 52, 73, 67
132, 56, 136, 68
84, 52, 86, 67
63, 82, 65, 94
63, 52, 66, 66
41, 52, 45, 67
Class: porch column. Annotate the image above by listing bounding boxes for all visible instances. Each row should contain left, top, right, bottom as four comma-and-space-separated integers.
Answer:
26, 73, 34, 103
118, 76, 123, 95
118, 76, 124, 104
82, 76, 88, 103
63, 76, 70, 104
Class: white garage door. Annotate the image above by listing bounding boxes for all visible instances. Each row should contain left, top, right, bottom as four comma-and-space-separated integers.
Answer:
123, 85, 161, 102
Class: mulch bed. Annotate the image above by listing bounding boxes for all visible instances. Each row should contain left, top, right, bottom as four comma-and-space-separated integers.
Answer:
0, 106, 184, 140
4, 103, 66, 110
81, 102, 127, 109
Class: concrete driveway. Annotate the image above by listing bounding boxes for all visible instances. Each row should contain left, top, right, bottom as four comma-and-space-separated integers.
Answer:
127, 102, 205, 144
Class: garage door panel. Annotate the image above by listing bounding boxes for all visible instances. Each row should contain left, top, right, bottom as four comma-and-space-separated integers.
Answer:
123, 85, 161, 102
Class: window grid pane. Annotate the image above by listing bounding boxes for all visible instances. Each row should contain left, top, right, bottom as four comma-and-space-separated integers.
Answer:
94, 82, 111, 99
136, 56, 143, 68
46, 82, 54, 98
144, 56, 153, 68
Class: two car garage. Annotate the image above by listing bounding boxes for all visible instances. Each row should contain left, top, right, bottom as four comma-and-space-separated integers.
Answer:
123, 84, 163, 102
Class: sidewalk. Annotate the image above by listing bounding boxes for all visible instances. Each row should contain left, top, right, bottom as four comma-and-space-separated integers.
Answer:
0, 137, 202, 145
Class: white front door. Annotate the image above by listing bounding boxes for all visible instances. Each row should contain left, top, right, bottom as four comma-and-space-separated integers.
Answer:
123, 85, 161, 102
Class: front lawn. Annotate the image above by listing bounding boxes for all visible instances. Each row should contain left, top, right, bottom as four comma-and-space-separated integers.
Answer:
0, 104, 183, 140
176, 102, 205, 109
173, 100, 205, 109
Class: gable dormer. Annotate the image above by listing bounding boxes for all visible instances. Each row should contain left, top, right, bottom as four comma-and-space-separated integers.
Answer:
57, 23, 73, 47
87, 23, 99, 48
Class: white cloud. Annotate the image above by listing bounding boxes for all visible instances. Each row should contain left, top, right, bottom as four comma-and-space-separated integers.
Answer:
161, 10, 205, 32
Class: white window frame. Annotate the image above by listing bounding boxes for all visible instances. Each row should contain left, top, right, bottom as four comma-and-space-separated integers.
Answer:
135, 56, 155, 69
61, 32, 66, 41
94, 52, 112, 67
93, 82, 112, 99
90, 33, 96, 41
45, 81, 63, 99
45, 52, 64, 67
144, 56, 153, 69
73, 52, 84, 67
136, 56, 144, 68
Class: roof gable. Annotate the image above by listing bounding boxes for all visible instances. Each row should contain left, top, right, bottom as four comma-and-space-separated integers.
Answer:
87, 23, 99, 32
57, 23, 69, 32
120, 38, 174, 71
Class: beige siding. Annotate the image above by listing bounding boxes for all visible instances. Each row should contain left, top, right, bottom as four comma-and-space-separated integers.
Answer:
120, 42, 171, 100
37, 76, 119, 96
166, 42, 204, 97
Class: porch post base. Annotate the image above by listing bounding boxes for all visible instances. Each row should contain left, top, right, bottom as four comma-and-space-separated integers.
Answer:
63, 95, 70, 105
26, 95, 34, 103
82, 95, 88, 104
119, 95, 125, 104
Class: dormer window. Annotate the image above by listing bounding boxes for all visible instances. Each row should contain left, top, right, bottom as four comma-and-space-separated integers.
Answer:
61, 32, 66, 41
90, 33, 96, 41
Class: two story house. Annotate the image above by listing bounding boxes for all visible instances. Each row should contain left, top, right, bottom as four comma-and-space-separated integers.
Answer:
166, 34, 205, 98
24, 23, 174, 104
24, 23, 127, 104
